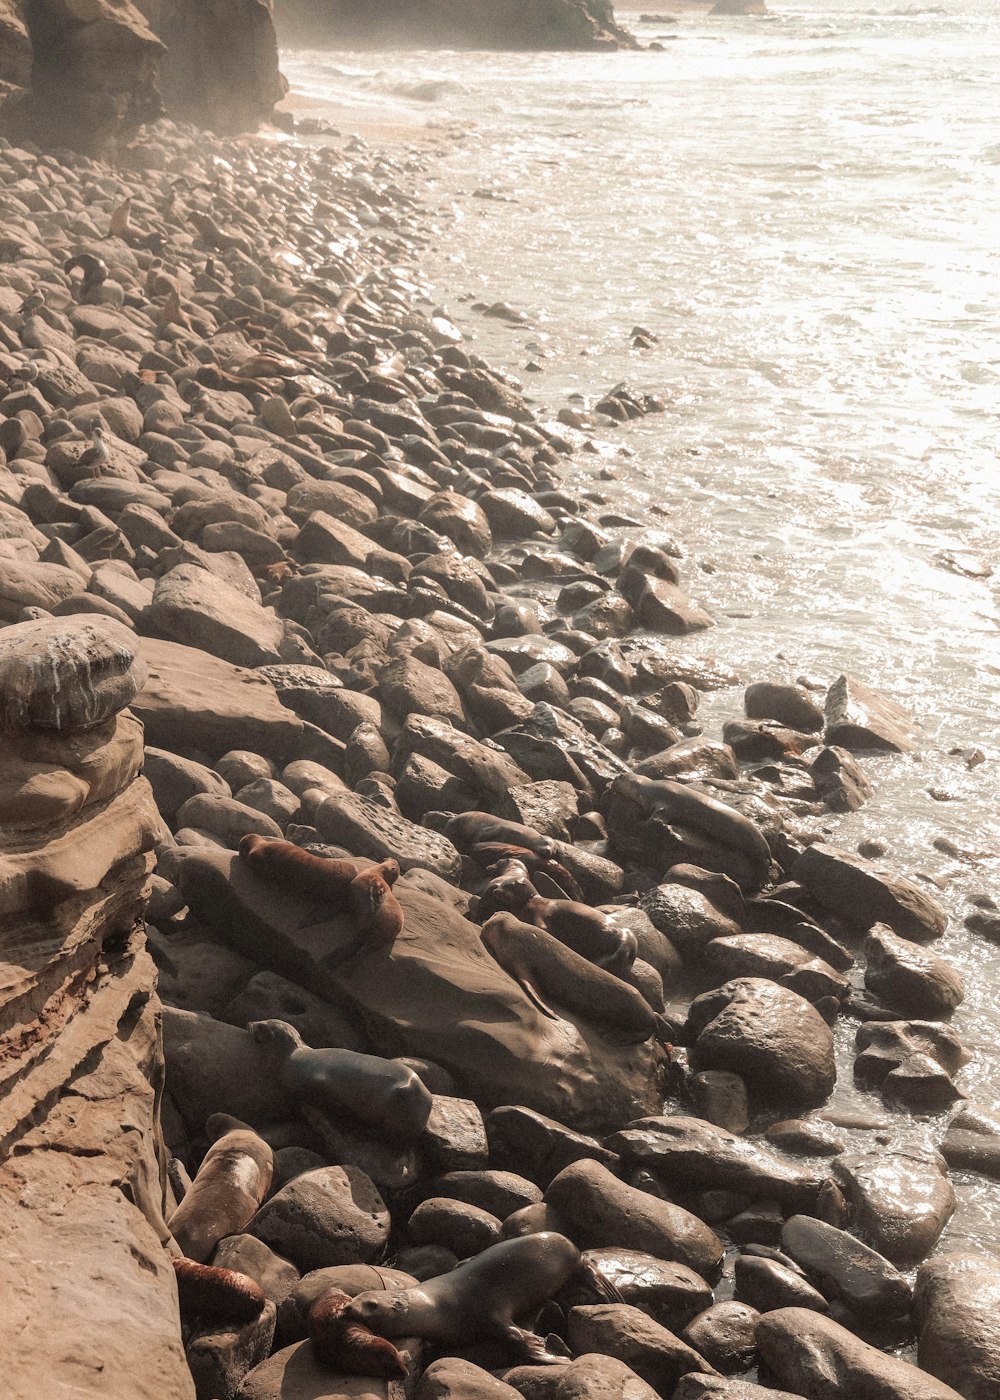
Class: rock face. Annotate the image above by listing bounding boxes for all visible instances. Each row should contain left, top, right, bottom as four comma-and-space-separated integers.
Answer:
275, 0, 638, 50
136, 0, 287, 133
913, 1253, 1000, 1400
0, 617, 191, 1398
13, 0, 164, 153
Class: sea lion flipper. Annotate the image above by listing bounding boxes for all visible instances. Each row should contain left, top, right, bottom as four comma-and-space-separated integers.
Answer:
518, 977, 561, 1022
506, 1326, 571, 1365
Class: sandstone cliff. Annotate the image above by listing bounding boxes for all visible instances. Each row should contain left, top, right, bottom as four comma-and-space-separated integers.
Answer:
276, 0, 638, 50
0, 616, 193, 1400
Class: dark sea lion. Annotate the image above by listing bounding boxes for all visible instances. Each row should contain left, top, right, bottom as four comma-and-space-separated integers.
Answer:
346, 1232, 610, 1364
309, 1288, 408, 1378
612, 773, 772, 880
473, 843, 585, 902
443, 811, 558, 860
519, 897, 638, 976
481, 912, 656, 1044
167, 1123, 273, 1263
248, 1019, 433, 1144
475, 858, 539, 920
172, 1257, 266, 1323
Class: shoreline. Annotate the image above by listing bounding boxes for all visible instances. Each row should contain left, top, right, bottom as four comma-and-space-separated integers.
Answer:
0, 98, 995, 1400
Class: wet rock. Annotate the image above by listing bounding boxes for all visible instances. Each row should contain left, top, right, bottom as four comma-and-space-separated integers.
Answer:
186, 1301, 276, 1400
638, 883, 742, 958
794, 842, 947, 942
832, 1146, 955, 1267
704, 933, 848, 1004
687, 979, 836, 1111
426, 1169, 542, 1220
913, 1252, 1000, 1400
567, 1302, 717, 1393
672, 1380, 802, 1400
734, 1254, 828, 1313
757, 1307, 965, 1400
417, 1357, 524, 1400
763, 1120, 844, 1157
544, 1158, 724, 1278
690, 1071, 751, 1135
607, 1116, 826, 1213
824, 673, 917, 753
941, 1104, 1000, 1180
487, 1106, 620, 1187
407, 1195, 501, 1256
779, 1214, 911, 1319
580, 1249, 713, 1332
809, 745, 872, 812
863, 923, 964, 1017
744, 681, 824, 733
211, 1234, 300, 1308
634, 577, 713, 634
247, 1165, 389, 1273
854, 1020, 966, 1109
681, 1301, 759, 1373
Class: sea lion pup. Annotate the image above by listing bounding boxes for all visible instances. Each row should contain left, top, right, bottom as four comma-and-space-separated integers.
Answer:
346, 1232, 616, 1364
474, 843, 585, 902
475, 858, 539, 920
238, 834, 403, 960
309, 1288, 407, 1378
481, 912, 656, 1045
172, 1257, 266, 1323
248, 1019, 433, 1144
611, 772, 772, 885
167, 1117, 273, 1263
63, 252, 108, 298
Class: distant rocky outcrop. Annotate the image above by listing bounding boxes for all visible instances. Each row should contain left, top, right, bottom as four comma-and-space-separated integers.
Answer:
136, 0, 287, 134
0, 616, 191, 1397
275, 0, 638, 50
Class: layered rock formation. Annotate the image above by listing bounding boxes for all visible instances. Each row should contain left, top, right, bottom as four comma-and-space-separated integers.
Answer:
0, 616, 192, 1398
275, 0, 638, 50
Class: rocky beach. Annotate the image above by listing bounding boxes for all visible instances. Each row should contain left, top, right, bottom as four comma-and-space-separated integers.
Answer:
1, 5, 999, 1400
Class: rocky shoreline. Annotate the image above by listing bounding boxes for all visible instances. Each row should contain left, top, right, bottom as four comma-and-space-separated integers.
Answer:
0, 116, 997, 1400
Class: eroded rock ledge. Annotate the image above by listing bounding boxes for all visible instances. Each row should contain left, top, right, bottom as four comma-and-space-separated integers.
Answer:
0, 615, 192, 1399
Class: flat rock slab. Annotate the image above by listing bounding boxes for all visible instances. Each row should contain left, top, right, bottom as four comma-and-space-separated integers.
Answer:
757, 1306, 965, 1400
314, 789, 463, 879
149, 562, 285, 668
132, 638, 303, 762
177, 850, 664, 1133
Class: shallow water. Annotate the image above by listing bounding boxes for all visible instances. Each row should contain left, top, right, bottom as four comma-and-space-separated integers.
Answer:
284, 0, 1000, 1253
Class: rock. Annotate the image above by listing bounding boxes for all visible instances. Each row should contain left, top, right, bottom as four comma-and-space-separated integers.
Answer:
687, 979, 836, 1111
247, 1165, 389, 1273
744, 682, 824, 733
634, 577, 713, 634
545, 1158, 724, 1278
681, 1302, 759, 1373
421, 1095, 489, 1172
150, 563, 285, 668
757, 1307, 965, 1400
638, 883, 742, 958
672, 1380, 801, 1400
278, 0, 638, 52
794, 842, 947, 941
941, 1105, 1000, 1180
161, 1007, 290, 1129
0, 614, 147, 730
236, 1339, 400, 1399
425, 1169, 542, 1220
863, 924, 964, 1017
704, 933, 848, 1004
832, 1146, 955, 1267
779, 1214, 911, 1319
314, 789, 462, 878
733, 1254, 828, 1314
407, 1196, 502, 1256
810, 745, 872, 812
132, 639, 303, 763
607, 1117, 825, 1213
380, 654, 466, 727
175, 792, 284, 845
913, 1253, 1000, 1400
690, 1071, 751, 1135
186, 1301, 276, 1400
487, 1106, 621, 1187
144, 746, 232, 825
138, 0, 287, 133
417, 1357, 523, 1400
579, 1249, 712, 1332
823, 673, 917, 753
567, 1303, 716, 1393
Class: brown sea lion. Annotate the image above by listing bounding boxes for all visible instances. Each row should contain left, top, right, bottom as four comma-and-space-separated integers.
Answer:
309, 1288, 408, 1378
239, 834, 403, 961
248, 1019, 433, 1144
481, 912, 656, 1045
172, 1257, 266, 1323
443, 811, 558, 860
475, 858, 539, 920
473, 844, 585, 902
346, 1232, 615, 1364
167, 1120, 273, 1263
519, 897, 638, 975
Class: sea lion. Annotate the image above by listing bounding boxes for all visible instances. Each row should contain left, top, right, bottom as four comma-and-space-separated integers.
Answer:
475, 858, 539, 920
248, 1019, 433, 1144
239, 834, 403, 961
347, 1233, 618, 1364
167, 1120, 273, 1263
519, 897, 638, 976
444, 811, 558, 861
473, 843, 584, 902
172, 1257, 266, 1323
481, 912, 655, 1044
611, 772, 772, 882
309, 1288, 408, 1378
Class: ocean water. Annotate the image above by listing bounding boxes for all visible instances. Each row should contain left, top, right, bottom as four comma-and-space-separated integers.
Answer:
283, 0, 1000, 1253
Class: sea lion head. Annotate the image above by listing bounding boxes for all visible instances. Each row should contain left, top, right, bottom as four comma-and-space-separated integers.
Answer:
345, 1288, 412, 1338
374, 858, 401, 887
476, 862, 536, 920
246, 1018, 303, 1056
239, 832, 267, 861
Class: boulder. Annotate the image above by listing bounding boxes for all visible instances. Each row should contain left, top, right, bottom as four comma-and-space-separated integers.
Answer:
823, 673, 917, 753
246, 1165, 390, 1273
913, 1253, 1000, 1400
137, 0, 287, 133
832, 1146, 955, 1267
863, 924, 964, 1017
779, 1214, 910, 1319
794, 842, 947, 941
149, 563, 285, 667
757, 1307, 965, 1400
567, 1303, 716, 1393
